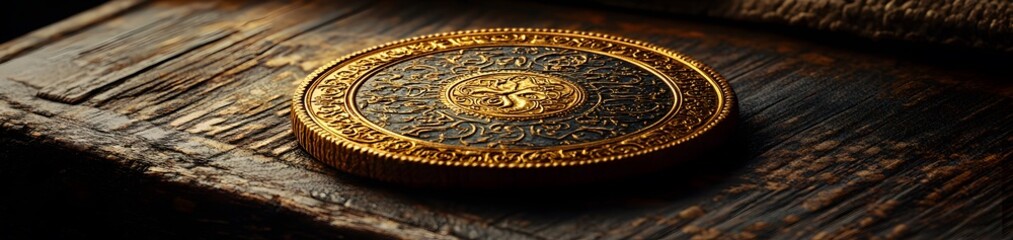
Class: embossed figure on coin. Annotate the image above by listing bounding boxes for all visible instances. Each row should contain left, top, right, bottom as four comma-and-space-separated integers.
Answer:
444, 71, 585, 119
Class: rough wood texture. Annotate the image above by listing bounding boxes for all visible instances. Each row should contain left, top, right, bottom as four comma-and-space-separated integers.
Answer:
585, 0, 1013, 52
1, 0, 1010, 239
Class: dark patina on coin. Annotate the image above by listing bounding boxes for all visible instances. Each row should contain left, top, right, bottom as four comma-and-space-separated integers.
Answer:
292, 28, 736, 187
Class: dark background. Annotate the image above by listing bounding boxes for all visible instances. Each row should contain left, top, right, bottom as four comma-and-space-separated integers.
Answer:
1, 1, 107, 43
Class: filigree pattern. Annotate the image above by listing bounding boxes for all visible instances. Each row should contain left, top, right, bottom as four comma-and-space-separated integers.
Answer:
351, 46, 672, 148
303, 30, 727, 164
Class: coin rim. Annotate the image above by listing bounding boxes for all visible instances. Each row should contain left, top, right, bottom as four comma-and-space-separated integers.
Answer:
291, 28, 735, 169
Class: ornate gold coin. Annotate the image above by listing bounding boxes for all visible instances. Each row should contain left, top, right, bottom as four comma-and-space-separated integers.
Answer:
291, 28, 737, 187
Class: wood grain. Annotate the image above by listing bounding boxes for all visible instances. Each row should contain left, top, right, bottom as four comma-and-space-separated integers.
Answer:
0, 0, 145, 63
1, 0, 1009, 239
583, 0, 1013, 52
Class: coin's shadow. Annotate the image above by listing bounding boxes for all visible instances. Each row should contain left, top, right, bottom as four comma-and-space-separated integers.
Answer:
371, 129, 752, 210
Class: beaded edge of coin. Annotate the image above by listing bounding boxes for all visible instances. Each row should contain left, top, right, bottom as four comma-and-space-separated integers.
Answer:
291, 28, 737, 187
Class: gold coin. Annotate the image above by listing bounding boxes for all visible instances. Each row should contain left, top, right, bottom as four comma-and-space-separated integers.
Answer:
291, 28, 737, 187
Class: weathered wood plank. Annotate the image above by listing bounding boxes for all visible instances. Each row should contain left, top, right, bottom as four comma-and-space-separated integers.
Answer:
0, 78, 456, 240
1, 0, 1009, 239
0, 0, 145, 63
585, 0, 1013, 52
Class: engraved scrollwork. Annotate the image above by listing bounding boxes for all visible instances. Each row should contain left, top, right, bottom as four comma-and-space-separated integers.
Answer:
353, 46, 672, 148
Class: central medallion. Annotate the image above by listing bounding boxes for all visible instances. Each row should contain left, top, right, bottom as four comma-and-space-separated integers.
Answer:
441, 71, 585, 120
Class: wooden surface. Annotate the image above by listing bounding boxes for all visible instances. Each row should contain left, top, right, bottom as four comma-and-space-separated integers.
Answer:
583, 0, 1013, 52
1, 0, 1010, 239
